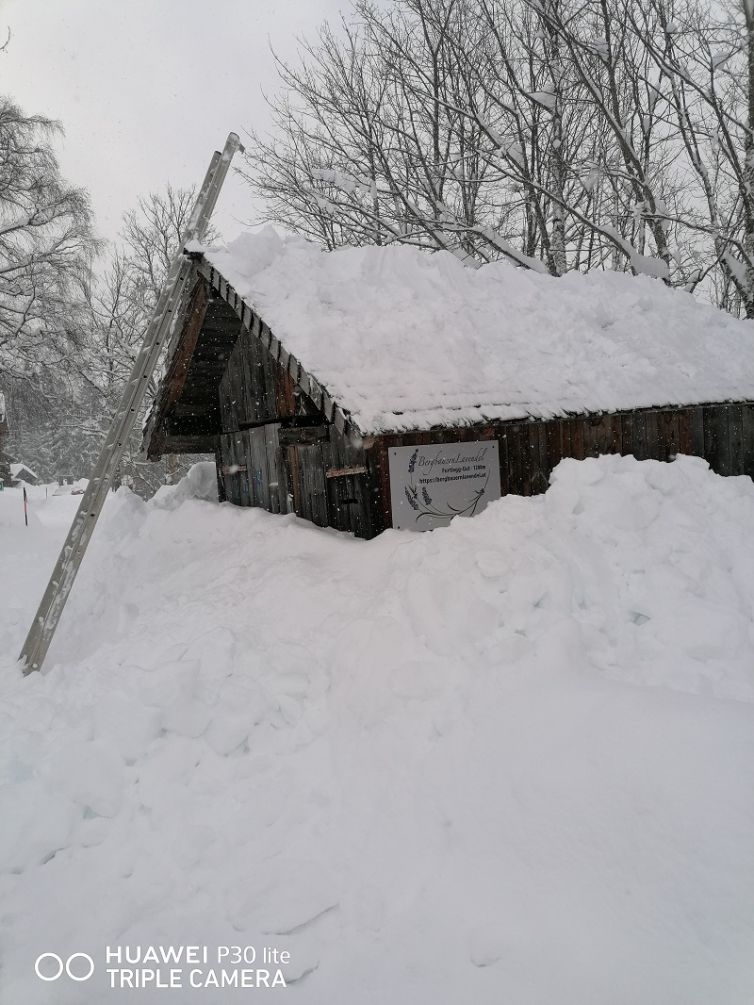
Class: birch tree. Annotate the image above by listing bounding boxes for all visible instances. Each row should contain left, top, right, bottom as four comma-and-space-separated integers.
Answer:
0, 98, 94, 379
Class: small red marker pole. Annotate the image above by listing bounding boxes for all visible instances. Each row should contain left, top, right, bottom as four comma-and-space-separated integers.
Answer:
23, 486, 28, 526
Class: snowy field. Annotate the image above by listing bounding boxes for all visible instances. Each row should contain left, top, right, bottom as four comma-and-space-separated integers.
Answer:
1, 457, 754, 1004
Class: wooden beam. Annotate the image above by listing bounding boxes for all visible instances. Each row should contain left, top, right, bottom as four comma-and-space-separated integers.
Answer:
326, 464, 367, 478
278, 424, 330, 446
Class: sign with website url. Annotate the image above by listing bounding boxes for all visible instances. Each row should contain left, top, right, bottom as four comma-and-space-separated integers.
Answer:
389, 440, 501, 531
35, 945, 293, 991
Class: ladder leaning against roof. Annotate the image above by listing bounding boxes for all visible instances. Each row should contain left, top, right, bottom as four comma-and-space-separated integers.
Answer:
18, 132, 244, 675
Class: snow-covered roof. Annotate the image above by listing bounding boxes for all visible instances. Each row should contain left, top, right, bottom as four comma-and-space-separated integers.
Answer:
198, 230, 754, 434
10, 463, 37, 480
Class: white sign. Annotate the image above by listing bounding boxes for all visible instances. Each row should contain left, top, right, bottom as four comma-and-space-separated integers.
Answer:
389, 440, 501, 531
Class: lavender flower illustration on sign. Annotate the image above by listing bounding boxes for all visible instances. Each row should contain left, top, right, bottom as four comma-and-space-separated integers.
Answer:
389, 441, 501, 531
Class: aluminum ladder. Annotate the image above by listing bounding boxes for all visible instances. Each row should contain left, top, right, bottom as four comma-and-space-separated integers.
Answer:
19, 132, 244, 674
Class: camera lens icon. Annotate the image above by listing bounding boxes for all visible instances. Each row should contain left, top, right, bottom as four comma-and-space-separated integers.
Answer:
35, 952, 95, 982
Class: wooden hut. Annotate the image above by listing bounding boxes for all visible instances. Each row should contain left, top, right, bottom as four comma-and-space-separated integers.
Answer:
144, 232, 754, 538
9, 462, 39, 487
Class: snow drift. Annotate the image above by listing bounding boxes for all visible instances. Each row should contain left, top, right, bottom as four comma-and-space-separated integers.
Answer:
1, 455, 754, 1003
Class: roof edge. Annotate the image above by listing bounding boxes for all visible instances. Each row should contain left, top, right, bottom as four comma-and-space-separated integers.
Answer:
195, 258, 358, 438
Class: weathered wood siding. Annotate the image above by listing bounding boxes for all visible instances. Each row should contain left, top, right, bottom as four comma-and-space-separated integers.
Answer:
218, 425, 285, 513
218, 423, 374, 537
218, 400, 754, 539
365, 402, 754, 536
216, 307, 376, 535
146, 282, 249, 458
218, 326, 299, 432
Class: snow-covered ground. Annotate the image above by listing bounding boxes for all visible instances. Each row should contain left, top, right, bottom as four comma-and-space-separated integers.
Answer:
1, 457, 754, 1004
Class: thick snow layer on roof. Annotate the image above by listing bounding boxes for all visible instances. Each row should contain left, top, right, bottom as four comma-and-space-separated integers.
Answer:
9, 463, 37, 480
2, 456, 754, 1002
202, 230, 754, 434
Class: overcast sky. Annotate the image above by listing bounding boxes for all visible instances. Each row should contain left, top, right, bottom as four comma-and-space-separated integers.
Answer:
0, 0, 348, 241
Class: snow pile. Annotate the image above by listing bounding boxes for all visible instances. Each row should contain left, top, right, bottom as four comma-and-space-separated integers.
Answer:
0, 485, 81, 661
151, 461, 219, 510
1, 457, 754, 1003
202, 230, 754, 433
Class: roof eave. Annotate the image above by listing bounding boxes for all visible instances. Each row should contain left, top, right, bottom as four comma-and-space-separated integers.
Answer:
195, 258, 358, 439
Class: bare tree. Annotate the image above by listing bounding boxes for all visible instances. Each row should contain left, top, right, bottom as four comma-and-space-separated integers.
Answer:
84, 185, 211, 491
624, 0, 754, 313
242, 0, 753, 307
0, 98, 95, 380
122, 185, 198, 307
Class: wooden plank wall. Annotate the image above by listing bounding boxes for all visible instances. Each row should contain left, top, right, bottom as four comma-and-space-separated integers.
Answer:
367, 402, 754, 535
218, 401, 754, 539
218, 328, 298, 432
217, 423, 374, 536
215, 305, 377, 533
218, 425, 287, 514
